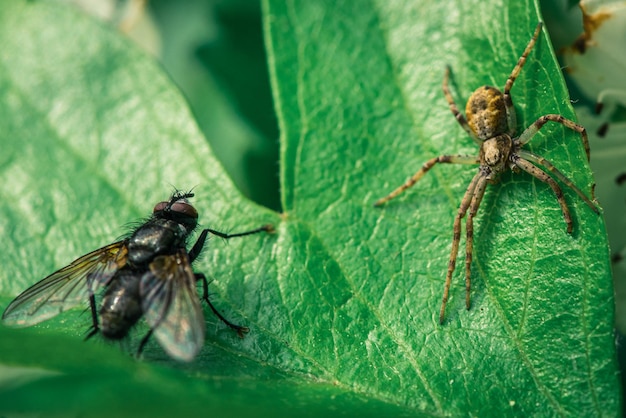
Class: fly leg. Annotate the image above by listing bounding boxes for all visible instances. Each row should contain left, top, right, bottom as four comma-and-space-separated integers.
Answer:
197, 272, 249, 337
188, 224, 274, 262
137, 329, 154, 357
85, 294, 100, 340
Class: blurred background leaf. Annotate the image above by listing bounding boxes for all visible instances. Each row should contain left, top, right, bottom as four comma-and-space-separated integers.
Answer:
148, 0, 280, 211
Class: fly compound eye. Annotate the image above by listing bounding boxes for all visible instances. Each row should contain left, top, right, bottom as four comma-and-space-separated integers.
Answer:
153, 201, 169, 214
153, 195, 198, 226
170, 201, 198, 219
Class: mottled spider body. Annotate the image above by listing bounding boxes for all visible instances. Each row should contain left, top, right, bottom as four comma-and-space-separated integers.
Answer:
375, 23, 598, 324
466, 86, 509, 139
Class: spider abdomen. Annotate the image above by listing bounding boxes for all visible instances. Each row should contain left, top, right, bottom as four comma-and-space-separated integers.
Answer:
466, 86, 508, 139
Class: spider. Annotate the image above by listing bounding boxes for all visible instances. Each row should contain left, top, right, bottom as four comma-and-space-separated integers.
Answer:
374, 22, 599, 324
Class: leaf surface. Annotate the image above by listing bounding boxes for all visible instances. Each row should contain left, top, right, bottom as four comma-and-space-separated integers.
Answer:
0, 0, 619, 416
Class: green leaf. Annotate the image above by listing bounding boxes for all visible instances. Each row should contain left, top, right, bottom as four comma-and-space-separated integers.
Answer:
0, 0, 620, 417
264, 0, 619, 415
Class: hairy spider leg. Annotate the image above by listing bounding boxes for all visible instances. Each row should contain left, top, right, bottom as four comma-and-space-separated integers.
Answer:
439, 172, 482, 323
374, 155, 480, 207
512, 157, 574, 233
503, 23, 543, 135
443, 67, 480, 143
462, 174, 489, 314
517, 149, 598, 212
517, 114, 591, 162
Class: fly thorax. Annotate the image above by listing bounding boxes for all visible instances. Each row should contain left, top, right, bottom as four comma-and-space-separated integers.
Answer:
466, 86, 508, 140
127, 219, 188, 266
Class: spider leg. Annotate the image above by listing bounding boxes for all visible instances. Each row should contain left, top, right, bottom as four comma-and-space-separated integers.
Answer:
518, 149, 598, 213
443, 67, 480, 144
374, 155, 479, 207
513, 157, 573, 234
439, 171, 482, 324
516, 114, 590, 163
464, 175, 489, 312
503, 22, 543, 136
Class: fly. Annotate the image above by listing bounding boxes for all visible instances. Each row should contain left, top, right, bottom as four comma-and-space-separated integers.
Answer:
2, 191, 273, 362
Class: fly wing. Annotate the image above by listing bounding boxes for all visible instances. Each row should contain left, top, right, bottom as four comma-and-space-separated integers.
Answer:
2, 241, 128, 327
140, 250, 205, 362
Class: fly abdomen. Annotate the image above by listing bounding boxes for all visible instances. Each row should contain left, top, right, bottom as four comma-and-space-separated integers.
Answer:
100, 268, 142, 340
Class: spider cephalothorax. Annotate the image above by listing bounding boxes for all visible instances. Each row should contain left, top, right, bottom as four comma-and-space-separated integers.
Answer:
375, 22, 598, 324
